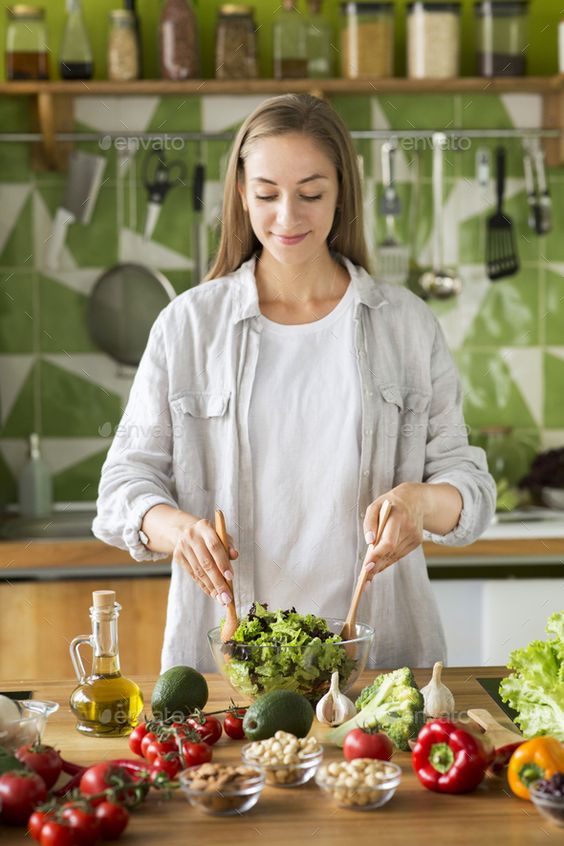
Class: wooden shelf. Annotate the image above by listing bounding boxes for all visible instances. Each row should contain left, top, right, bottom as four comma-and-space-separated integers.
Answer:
0, 75, 562, 96
0, 76, 562, 170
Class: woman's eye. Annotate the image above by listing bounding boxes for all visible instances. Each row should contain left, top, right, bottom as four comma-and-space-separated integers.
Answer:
254, 194, 322, 202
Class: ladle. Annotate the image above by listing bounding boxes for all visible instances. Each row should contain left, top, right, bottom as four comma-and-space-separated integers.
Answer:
419, 133, 461, 300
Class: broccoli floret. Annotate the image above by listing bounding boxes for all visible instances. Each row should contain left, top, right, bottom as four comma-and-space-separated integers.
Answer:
327, 667, 424, 751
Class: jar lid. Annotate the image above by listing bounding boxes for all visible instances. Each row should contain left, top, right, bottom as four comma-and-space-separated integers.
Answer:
219, 4, 254, 13
407, 1, 461, 10
109, 9, 134, 19
7, 5, 45, 17
474, 1, 528, 16
340, 2, 395, 11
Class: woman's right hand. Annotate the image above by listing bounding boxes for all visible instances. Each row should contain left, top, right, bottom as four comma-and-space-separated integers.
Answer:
173, 518, 239, 606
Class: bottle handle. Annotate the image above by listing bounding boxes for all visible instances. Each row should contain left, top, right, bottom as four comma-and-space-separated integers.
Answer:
70, 635, 92, 683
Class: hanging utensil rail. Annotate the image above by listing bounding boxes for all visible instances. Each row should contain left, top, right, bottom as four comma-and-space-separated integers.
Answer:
0, 128, 559, 143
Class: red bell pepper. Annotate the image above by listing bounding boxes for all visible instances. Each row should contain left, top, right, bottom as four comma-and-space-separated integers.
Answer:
412, 719, 492, 794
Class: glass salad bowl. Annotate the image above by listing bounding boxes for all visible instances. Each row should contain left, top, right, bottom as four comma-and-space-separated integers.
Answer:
0, 699, 59, 752
208, 616, 374, 704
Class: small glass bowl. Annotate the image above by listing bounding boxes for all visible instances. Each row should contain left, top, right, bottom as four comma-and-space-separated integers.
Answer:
315, 760, 402, 811
530, 784, 564, 827
179, 765, 265, 816
241, 743, 323, 788
0, 700, 59, 752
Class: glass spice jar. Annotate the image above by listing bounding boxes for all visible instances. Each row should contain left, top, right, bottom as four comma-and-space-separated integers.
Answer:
107, 10, 139, 81
159, 0, 199, 81
475, 1, 529, 77
5, 5, 49, 81
340, 2, 394, 79
273, 0, 308, 80
215, 5, 258, 79
407, 1, 461, 79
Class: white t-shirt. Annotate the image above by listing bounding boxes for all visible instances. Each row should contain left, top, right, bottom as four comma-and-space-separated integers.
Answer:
249, 281, 362, 621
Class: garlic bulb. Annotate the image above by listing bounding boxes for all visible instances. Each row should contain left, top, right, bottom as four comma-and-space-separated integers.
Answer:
421, 661, 455, 718
316, 671, 356, 726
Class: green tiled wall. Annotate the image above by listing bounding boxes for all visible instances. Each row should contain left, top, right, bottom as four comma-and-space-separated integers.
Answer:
0, 91, 561, 504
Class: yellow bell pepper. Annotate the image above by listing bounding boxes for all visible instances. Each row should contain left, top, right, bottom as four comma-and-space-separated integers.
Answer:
508, 736, 564, 800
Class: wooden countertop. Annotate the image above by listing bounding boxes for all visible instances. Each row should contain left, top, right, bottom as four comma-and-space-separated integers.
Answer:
3, 534, 564, 574
0, 667, 553, 845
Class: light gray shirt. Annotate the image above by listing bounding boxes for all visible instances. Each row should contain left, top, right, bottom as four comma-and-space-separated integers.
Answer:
92, 254, 496, 672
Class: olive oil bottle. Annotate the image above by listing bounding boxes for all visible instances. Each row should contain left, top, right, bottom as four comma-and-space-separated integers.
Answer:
69, 590, 143, 736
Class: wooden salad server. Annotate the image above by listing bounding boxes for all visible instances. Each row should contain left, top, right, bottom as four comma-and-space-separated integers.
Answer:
467, 708, 523, 773
340, 499, 393, 642
216, 508, 238, 643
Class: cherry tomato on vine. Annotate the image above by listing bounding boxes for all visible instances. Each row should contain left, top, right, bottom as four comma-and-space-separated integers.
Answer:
61, 806, 101, 846
187, 714, 222, 746
223, 709, 246, 740
144, 739, 178, 765
95, 801, 129, 840
0, 770, 47, 825
39, 820, 75, 846
28, 809, 55, 842
16, 744, 63, 790
181, 739, 212, 767
140, 731, 158, 759
128, 723, 148, 757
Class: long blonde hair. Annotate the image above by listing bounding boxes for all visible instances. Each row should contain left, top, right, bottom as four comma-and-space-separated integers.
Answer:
205, 94, 370, 281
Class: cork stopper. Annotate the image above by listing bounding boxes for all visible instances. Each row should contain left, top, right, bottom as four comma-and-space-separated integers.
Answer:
93, 590, 116, 608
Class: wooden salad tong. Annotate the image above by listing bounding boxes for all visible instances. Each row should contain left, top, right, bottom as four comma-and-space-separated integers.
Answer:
340, 499, 393, 642
215, 509, 238, 642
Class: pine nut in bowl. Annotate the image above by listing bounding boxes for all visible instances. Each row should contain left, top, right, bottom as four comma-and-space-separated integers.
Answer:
242, 731, 323, 787
315, 759, 402, 810
179, 762, 265, 816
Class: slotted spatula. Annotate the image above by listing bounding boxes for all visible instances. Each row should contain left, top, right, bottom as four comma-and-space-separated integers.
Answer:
340, 499, 393, 643
216, 509, 238, 643
486, 146, 519, 280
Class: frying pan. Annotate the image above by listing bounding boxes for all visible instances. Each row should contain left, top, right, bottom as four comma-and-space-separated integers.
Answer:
86, 262, 176, 367
86, 143, 176, 368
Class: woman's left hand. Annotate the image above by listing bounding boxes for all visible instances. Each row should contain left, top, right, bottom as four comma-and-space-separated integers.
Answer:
362, 483, 427, 580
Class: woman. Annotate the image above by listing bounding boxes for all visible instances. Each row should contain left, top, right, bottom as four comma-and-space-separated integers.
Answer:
93, 94, 495, 672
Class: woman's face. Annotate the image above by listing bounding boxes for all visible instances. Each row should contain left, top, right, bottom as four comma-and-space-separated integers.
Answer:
238, 132, 340, 267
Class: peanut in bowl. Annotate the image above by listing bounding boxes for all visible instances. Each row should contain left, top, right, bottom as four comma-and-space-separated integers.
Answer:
179, 763, 265, 816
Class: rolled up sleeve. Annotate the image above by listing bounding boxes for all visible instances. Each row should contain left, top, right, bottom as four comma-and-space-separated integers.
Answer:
422, 316, 496, 546
92, 317, 178, 561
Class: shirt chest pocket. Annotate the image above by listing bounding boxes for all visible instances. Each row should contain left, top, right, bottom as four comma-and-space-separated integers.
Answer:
378, 383, 432, 446
170, 391, 231, 497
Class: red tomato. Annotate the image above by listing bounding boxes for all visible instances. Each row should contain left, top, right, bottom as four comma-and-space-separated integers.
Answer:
128, 723, 148, 757
39, 821, 75, 846
144, 739, 178, 765
95, 801, 129, 840
28, 809, 54, 842
342, 728, 394, 762
181, 739, 212, 767
140, 731, 158, 759
223, 709, 246, 740
150, 754, 182, 782
0, 770, 47, 825
187, 715, 222, 746
61, 806, 101, 846
16, 744, 63, 790
79, 762, 136, 807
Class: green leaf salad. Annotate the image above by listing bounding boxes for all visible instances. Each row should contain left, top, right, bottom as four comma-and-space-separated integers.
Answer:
222, 602, 357, 701
499, 611, 564, 740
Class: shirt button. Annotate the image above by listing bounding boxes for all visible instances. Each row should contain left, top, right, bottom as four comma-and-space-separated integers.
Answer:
363, 470, 369, 477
